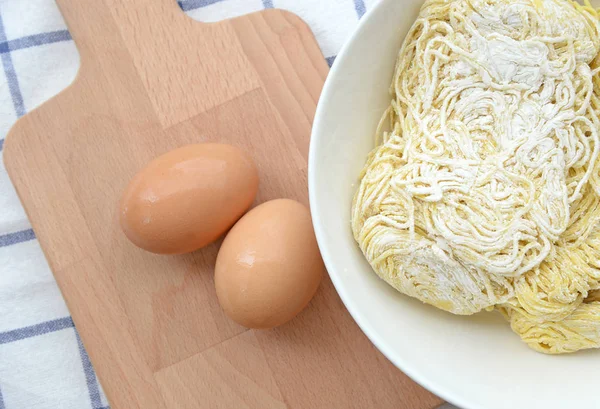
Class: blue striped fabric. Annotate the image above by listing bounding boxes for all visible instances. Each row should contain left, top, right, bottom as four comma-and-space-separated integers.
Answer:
0, 317, 73, 345
0, 229, 36, 248
0, 11, 25, 117
0, 1, 429, 409
0, 30, 71, 54
354, 0, 367, 17
76, 332, 104, 409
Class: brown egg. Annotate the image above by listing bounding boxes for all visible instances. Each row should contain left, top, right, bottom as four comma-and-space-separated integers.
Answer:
215, 199, 324, 329
119, 144, 258, 254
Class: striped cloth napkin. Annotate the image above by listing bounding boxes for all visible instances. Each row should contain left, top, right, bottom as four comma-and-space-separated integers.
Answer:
0, 0, 456, 408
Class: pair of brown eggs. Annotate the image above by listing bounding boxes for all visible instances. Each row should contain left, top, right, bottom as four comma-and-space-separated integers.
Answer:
119, 144, 324, 329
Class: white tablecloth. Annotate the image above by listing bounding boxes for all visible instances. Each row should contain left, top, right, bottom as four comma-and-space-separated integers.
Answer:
0, 0, 456, 407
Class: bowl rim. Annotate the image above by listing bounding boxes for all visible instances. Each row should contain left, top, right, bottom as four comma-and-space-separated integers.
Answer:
308, 1, 473, 407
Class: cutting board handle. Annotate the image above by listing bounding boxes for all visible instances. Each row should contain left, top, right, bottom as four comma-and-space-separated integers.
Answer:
52, 0, 263, 127
55, 0, 196, 62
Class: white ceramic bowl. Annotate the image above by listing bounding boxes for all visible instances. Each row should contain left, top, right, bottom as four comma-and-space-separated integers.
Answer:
308, 0, 600, 408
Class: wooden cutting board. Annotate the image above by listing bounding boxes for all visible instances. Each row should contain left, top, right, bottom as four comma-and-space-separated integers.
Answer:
3, 0, 443, 408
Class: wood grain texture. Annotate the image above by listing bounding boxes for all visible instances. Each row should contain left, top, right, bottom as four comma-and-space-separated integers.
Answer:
3, 1, 443, 408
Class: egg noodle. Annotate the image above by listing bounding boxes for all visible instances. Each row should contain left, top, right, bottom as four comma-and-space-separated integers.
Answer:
352, 0, 600, 353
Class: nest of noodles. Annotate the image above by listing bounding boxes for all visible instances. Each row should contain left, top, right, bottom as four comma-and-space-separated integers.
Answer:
352, 0, 600, 353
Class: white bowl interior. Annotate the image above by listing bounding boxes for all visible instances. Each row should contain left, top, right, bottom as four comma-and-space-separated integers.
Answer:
308, 1, 600, 408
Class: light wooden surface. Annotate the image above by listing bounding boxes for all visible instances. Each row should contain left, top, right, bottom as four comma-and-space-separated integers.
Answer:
3, 1, 443, 408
